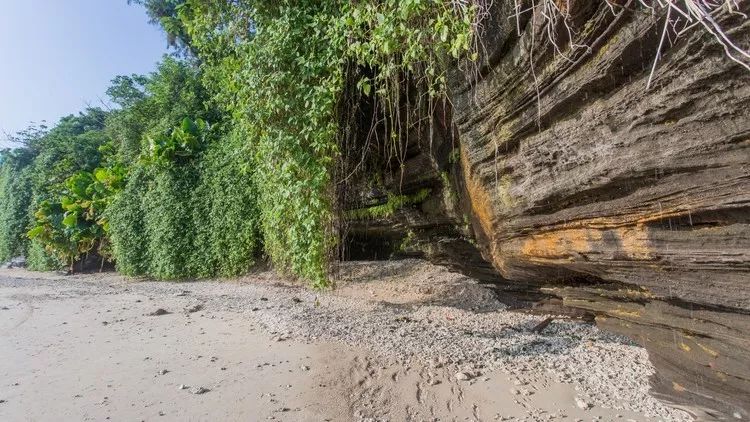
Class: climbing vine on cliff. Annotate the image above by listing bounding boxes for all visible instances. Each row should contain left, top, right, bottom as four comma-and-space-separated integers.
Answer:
171, 0, 480, 286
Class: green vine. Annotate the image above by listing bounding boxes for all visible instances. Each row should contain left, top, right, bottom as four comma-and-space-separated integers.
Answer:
171, 0, 478, 286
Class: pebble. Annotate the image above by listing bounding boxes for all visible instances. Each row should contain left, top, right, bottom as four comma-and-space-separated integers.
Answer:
190, 386, 210, 395
455, 372, 472, 381
148, 308, 170, 316
158, 369, 169, 375
177, 384, 188, 390
575, 396, 592, 410
186, 304, 203, 313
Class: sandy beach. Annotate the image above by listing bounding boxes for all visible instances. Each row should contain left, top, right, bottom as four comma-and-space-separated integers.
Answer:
0, 260, 691, 421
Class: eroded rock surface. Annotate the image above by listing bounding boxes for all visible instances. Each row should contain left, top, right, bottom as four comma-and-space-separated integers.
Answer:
343, 2, 749, 420
449, 1, 749, 309
443, 2, 749, 419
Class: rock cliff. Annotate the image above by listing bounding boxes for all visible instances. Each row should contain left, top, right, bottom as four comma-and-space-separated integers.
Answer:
342, 1, 749, 420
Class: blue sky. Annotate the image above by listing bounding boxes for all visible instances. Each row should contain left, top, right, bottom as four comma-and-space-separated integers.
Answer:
0, 0, 169, 147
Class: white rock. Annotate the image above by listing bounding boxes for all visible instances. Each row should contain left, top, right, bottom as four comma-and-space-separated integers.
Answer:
455, 372, 472, 381
190, 386, 210, 395
574, 396, 592, 410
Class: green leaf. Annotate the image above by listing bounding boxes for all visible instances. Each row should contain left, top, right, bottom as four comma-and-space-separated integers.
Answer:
62, 213, 78, 228
27, 226, 45, 239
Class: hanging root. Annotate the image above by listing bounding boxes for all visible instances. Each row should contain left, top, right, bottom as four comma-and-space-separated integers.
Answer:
510, 0, 749, 88
642, 0, 750, 88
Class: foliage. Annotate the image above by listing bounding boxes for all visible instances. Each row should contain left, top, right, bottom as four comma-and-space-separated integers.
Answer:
172, 0, 477, 286
24, 110, 112, 270
108, 120, 202, 279
105, 57, 212, 162
127, 0, 193, 54
176, 1, 346, 287
27, 165, 126, 269
190, 129, 260, 277
145, 117, 206, 165
107, 165, 149, 275
107, 118, 260, 279
140, 164, 198, 278
26, 241, 62, 271
342, 0, 476, 99
28, 110, 109, 198
0, 148, 35, 262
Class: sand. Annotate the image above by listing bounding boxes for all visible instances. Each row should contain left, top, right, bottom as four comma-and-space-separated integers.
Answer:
0, 260, 691, 421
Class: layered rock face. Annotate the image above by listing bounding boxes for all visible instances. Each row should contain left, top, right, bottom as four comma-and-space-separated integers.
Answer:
343, 2, 749, 420
446, 1, 750, 420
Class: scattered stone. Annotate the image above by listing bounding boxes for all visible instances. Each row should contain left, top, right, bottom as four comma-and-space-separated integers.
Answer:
158, 369, 169, 375
300, 365, 310, 371
574, 396, 592, 410
190, 386, 210, 395
292, 297, 302, 303
148, 308, 170, 316
428, 379, 441, 386
177, 384, 188, 390
186, 304, 203, 313
2, 257, 26, 269
455, 372, 472, 381
174, 291, 190, 297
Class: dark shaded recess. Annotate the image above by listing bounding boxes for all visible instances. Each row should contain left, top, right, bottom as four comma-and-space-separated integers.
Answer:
344, 232, 405, 261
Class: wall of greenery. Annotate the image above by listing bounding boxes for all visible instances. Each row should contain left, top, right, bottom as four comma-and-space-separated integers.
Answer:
0, 148, 34, 263
173, 0, 476, 286
1, 0, 476, 286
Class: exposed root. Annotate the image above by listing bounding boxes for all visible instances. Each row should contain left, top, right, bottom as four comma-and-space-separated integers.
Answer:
510, 0, 750, 89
